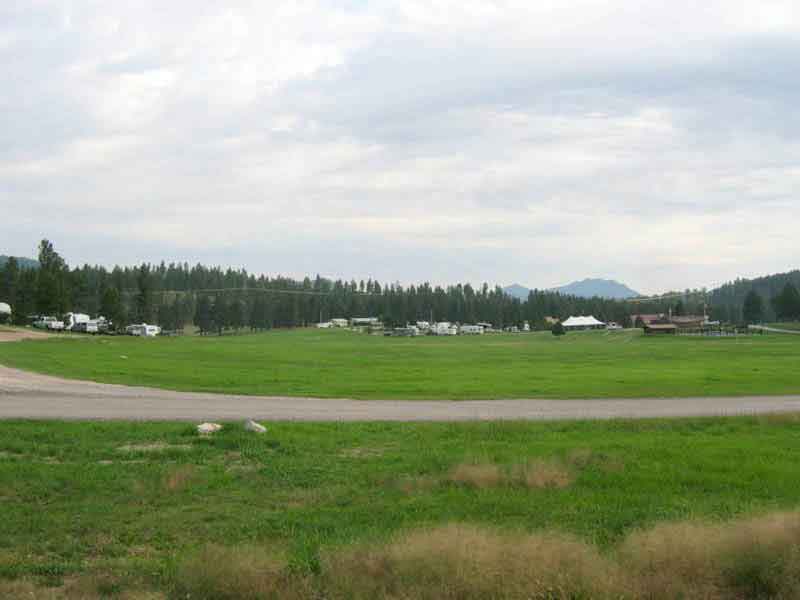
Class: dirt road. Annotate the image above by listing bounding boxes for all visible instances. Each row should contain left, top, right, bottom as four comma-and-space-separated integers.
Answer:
2, 364, 800, 421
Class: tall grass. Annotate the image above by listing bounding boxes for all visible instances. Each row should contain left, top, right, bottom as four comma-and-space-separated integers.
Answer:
169, 511, 800, 599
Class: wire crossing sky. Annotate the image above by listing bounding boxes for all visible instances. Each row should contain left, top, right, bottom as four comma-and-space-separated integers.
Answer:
1, 1, 798, 294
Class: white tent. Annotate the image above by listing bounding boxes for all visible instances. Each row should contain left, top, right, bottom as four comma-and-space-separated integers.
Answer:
561, 315, 605, 329
0, 302, 10, 315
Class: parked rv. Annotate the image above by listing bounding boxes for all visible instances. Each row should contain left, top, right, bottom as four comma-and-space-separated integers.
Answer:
33, 316, 65, 330
125, 323, 161, 337
74, 320, 99, 334
433, 322, 458, 336
385, 326, 420, 337
459, 325, 484, 335
64, 312, 91, 331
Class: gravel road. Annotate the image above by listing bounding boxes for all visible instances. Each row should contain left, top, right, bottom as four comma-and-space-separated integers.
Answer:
2, 364, 800, 421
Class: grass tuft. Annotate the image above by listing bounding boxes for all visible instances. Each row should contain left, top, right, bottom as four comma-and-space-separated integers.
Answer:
447, 463, 505, 488
162, 465, 197, 492
516, 459, 574, 489
174, 544, 301, 600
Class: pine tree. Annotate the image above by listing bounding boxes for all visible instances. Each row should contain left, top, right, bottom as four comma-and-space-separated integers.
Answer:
135, 264, 153, 323
742, 290, 764, 324
212, 295, 227, 335
773, 283, 800, 321
99, 286, 123, 329
0, 257, 18, 310
194, 295, 212, 334
36, 240, 68, 315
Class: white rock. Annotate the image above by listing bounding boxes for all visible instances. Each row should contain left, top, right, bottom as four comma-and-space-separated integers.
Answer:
244, 419, 267, 433
197, 422, 223, 434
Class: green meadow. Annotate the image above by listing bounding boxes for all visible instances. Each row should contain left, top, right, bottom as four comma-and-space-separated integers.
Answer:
0, 328, 798, 399
3, 417, 800, 598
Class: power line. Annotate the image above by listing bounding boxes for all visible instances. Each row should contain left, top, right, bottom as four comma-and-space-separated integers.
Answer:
118, 287, 376, 297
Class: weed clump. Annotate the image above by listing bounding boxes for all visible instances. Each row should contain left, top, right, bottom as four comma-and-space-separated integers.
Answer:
174, 544, 301, 600
447, 463, 504, 488
447, 459, 573, 490
620, 511, 800, 599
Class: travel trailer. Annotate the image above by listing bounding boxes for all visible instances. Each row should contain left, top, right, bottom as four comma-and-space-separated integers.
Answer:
125, 323, 161, 337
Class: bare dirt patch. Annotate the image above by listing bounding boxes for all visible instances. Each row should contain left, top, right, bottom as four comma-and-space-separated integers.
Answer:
445, 459, 574, 490
116, 442, 192, 453
0, 328, 52, 343
338, 446, 386, 459
516, 459, 574, 489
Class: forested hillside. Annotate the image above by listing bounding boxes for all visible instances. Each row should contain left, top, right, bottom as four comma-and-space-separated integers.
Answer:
711, 270, 800, 322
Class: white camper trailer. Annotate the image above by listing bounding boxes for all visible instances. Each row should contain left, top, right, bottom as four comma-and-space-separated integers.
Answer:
126, 323, 161, 337
64, 312, 90, 331
459, 325, 484, 335
433, 322, 458, 336
0, 302, 11, 323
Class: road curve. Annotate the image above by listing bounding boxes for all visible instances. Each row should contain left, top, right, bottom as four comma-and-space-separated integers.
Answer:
2, 365, 800, 421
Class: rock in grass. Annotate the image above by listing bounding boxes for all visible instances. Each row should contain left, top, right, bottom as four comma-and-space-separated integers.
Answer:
244, 419, 266, 433
197, 422, 223, 435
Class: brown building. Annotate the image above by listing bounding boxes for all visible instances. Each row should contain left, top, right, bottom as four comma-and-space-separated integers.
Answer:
644, 323, 677, 334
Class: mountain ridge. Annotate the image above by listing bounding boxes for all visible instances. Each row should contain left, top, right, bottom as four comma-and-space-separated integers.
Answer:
504, 278, 640, 300
0, 255, 39, 270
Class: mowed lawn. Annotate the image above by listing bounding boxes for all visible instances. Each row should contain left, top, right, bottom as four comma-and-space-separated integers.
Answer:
2, 417, 800, 596
0, 328, 799, 399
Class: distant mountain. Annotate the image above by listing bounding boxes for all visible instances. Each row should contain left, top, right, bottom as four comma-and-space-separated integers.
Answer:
504, 278, 640, 300
554, 278, 640, 299
0, 255, 39, 269
503, 283, 532, 300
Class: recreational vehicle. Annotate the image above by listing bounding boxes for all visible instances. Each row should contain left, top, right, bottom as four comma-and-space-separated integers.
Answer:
459, 325, 484, 335
433, 322, 458, 336
33, 316, 64, 330
64, 312, 90, 331
126, 323, 161, 337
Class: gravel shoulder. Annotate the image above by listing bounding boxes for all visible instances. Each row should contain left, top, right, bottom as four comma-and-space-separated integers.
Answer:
2, 364, 800, 421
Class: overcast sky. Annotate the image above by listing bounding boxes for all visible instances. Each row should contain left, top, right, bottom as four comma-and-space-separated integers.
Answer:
1, 1, 798, 294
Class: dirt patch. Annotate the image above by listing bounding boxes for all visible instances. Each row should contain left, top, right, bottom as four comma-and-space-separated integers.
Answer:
516, 459, 574, 489
0, 328, 52, 343
448, 463, 505, 488
163, 465, 198, 492
338, 446, 386, 459
446, 459, 574, 490
117, 442, 192, 453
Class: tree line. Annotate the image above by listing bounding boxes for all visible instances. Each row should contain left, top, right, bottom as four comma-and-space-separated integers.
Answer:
1, 240, 796, 332
0, 240, 638, 332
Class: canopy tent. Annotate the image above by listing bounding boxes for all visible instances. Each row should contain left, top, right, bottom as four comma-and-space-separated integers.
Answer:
561, 315, 605, 329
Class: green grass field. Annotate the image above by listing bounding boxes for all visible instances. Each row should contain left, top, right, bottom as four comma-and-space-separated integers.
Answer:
3, 417, 800, 598
769, 322, 800, 331
0, 328, 798, 399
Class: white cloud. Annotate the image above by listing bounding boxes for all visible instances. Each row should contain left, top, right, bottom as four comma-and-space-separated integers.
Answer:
1, 1, 799, 294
